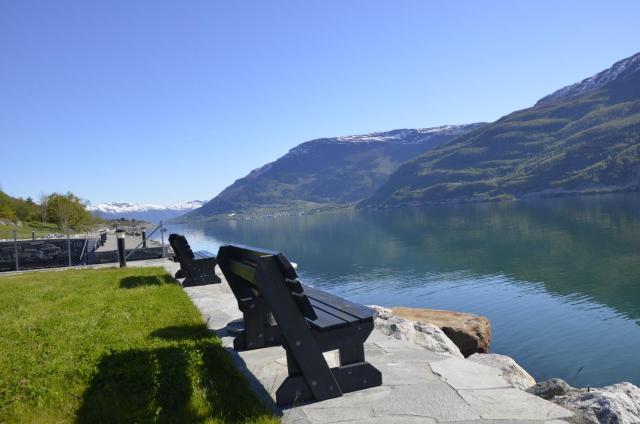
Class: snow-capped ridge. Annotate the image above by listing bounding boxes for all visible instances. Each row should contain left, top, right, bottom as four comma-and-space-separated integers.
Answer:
89, 200, 206, 214
334, 124, 476, 143
170, 200, 208, 210
536, 52, 640, 106
233, 123, 486, 186
89, 200, 207, 222
286, 123, 483, 156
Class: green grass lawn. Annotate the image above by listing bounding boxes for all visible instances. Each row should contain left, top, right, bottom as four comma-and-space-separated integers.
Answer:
0, 221, 66, 240
0, 267, 278, 424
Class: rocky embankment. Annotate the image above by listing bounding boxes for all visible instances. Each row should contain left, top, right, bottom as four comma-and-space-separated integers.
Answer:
390, 306, 491, 356
369, 305, 640, 424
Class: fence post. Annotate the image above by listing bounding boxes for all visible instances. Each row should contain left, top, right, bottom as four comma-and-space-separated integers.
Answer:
160, 221, 165, 258
67, 227, 72, 267
14, 228, 19, 271
142, 227, 147, 248
116, 229, 126, 267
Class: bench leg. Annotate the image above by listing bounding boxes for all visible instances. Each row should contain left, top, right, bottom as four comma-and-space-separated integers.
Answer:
276, 345, 380, 406
182, 258, 219, 286
276, 361, 381, 406
233, 299, 282, 351
339, 344, 365, 365
335, 344, 382, 393
331, 362, 382, 394
233, 326, 282, 351
276, 348, 342, 406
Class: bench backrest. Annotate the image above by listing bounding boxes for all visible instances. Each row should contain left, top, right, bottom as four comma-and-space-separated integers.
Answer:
217, 244, 317, 321
168, 234, 195, 263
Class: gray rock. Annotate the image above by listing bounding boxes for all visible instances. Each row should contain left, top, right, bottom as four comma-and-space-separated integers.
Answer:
468, 353, 536, 390
369, 305, 463, 358
526, 378, 573, 400
553, 382, 640, 424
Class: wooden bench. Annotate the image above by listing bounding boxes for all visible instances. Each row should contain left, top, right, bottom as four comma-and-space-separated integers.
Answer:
168, 234, 219, 285
217, 244, 382, 406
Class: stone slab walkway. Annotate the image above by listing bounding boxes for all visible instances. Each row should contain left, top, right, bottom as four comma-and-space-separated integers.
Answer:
96, 233, 161, 252
157, 260, 574, 424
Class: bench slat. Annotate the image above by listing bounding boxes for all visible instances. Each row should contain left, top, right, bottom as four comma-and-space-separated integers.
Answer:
308, 306, 350, 330
308, 298, 362, 327
302, 284, 373, 321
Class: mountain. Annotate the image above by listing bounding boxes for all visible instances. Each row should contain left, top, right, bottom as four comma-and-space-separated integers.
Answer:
182, 124, 485, 220
361, 52, 640, 208
90, 200, 206, 222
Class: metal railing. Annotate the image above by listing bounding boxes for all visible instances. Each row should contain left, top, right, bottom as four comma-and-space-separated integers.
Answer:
0, 222, 168, 272
124, 221, 166, 260
0, 228, 94, 272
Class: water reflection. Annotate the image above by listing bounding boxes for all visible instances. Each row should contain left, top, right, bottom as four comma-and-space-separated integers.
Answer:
163, 193, 640, 387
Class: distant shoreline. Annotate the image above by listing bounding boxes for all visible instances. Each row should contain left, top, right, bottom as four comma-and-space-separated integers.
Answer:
172, 186, 640, 224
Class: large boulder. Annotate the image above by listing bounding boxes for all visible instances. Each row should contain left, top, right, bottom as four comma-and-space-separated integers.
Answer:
552, 382, 640, 424
468, 353, 536, 390
369, 305, 463, 358
391, 306, 492, 357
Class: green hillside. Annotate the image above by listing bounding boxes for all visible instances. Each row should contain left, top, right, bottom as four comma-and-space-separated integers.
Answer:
182, 124, 484, 221
360, 53, 640, 208
0, 190, 98, 238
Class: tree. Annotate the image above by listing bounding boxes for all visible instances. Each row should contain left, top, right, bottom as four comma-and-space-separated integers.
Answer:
39, 192, 49, 224
0, 204, 16, 222
15, 202, 30, 222
46, 192, 93, 230
0, 190, 17, 222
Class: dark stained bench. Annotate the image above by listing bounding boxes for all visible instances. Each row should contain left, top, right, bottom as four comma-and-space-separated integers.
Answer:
217, 244, 382, 406
168, 234, 219, 285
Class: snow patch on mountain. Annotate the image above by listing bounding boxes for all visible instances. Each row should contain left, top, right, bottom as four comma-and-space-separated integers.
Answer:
536, 52, 640, 106
336, 129, 416, 143
288, 124, 483, 154
243, 123, 484, 181
89, 200, 206, 221
335, 124, 476, 143
90, 200, 205, 214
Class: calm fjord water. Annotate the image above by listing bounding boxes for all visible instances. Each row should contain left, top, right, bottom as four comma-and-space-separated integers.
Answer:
163, 194, 640, 388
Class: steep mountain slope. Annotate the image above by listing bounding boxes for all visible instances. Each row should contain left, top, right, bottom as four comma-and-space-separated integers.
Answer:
90, 200, 206, 222
361, 52, 640, 208
182, 124, 485, 220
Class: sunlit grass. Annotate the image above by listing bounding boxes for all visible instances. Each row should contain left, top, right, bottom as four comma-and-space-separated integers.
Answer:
0, 267, 278, 423
0, 221, 66, 240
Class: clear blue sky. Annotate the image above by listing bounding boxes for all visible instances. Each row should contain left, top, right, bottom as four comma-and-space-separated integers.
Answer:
1, 1, 639, 205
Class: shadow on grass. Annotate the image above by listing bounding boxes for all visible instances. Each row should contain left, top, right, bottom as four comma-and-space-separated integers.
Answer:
75, 347, 198, 423
119, 274, 176, 289
75, 325, 274, 423
150, 324, 214, 341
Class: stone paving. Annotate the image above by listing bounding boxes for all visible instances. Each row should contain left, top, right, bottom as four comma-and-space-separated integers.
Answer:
158, 259, 575, 424
96, 233, 161, 252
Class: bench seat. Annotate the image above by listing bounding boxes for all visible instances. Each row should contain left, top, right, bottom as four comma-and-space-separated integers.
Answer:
217, 243, 382, 406
303, 284, 372, 331
168, 234, 219, 286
